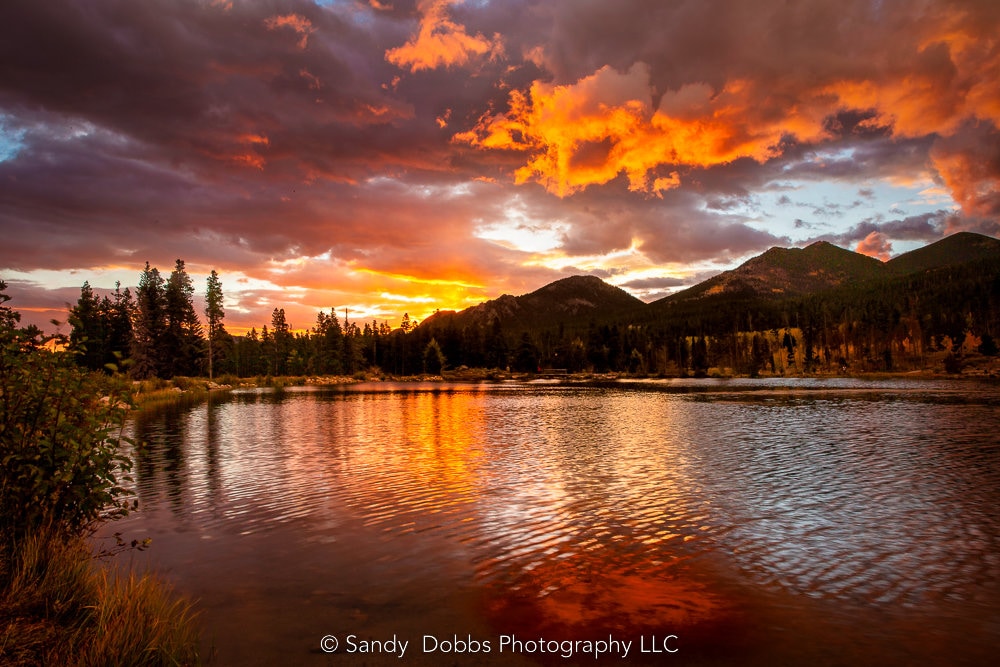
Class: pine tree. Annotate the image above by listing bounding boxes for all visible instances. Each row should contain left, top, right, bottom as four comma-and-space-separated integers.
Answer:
260, 325, 273, 375
423, 338, 445, 375
105, 282, 135, 372
131, 263, 166, 379
163, 259, 204, 377
0, 281, 22, 342
205, 270, 227, 380
69, 281, 106, 370
313, 310, 344, 374
270, 308, 291, 375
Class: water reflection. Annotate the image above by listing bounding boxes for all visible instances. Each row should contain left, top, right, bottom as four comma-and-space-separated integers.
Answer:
113, 380, 1000, 665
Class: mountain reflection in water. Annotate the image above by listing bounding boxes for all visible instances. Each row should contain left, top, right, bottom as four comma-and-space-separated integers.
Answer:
104, 379, 1000, 666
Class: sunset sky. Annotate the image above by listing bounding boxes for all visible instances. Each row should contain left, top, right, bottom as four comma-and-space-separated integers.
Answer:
2, 0, 999, 334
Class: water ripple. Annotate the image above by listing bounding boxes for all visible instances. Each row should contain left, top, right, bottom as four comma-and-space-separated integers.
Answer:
117, 380, 1000, 664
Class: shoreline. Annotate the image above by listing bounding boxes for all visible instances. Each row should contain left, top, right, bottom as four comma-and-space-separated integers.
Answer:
129, 363, 999, 408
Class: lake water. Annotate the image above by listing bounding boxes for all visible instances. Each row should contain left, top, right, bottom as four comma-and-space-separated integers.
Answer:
100, 378, 1000, 666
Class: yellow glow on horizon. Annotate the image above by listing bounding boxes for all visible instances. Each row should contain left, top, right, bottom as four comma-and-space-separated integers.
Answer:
353, 267, 485, 290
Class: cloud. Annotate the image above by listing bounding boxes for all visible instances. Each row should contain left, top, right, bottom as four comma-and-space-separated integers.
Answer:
620, 276, 686, 290
456, 63, 824, 197
264, 13, 315, 50
803, 209, 1000, 252
1, 0, 998, 334
855, 231, 893, 261
931, 120, 1000, 218
386, 0, 502, 72
454, 0, 1000, 208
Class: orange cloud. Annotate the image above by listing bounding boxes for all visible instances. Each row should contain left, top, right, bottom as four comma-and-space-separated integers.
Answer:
457, 64, 829, 197
239, 133, 270, 146
855, 231, 893, 261
386, 0, 502, 72
457, 8, 1000, 202
930, 126, 1000, 219
264, 14, 314, 50
299, 68, 322, 91
229, 153, 265, 170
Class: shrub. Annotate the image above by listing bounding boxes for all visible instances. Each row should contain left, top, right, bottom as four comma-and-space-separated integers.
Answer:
1, 296, 199, 665
1, 336, 135, 544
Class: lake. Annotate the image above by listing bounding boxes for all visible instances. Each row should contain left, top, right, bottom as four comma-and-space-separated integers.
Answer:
100, 378, 1000, 666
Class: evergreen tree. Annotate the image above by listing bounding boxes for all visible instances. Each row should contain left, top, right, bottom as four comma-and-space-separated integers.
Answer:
68, 281, 134, 373
240, 327, 265, 377
513, 332, 540, 373
423, 338, 445, 375
0, 281, 28, 346
205, 270, 228, 380
483, 316, 508, 369
163, 259, 203, 377
313, 310, 344, 375
270, 308, 291, 375
691, 336, 709, 377
130, 263, 166, 379
69, 281, 106, 370
260, 325, 273, 375
105, 282, 135, 371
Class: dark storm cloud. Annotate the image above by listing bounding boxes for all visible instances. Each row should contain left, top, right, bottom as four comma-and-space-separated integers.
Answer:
0, 1, 550, 275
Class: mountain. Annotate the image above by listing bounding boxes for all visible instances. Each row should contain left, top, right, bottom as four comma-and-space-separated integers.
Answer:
420, 232, 999, 338
885, 231, 1000, 275
654, 240, 885, 306
644, 232, 1000, 318
409, 232, 999, 375
420, 275, 643, 333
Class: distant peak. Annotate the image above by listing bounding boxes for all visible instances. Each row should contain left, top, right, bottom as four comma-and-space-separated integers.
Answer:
552, 274, 605, 285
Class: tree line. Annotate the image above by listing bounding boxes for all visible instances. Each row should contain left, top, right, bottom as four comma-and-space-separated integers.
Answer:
416, 255, 1000, 376
54, 250, 1000, 380
65, 260, 432, 379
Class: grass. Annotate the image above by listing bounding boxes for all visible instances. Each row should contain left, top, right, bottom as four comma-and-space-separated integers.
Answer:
0, 528, 200, 666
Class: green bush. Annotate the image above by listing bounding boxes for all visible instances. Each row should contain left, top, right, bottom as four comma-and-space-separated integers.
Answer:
1, 292, 199, 665
1, 336, 135, 543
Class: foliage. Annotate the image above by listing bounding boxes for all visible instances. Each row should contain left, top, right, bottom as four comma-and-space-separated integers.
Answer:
164, 260, 204, 378
1, 288, 200, 666
423, 338, 445, 375
0, 281, 19, 331
0, 335, 135, 543
130, 262, 166, 379
513, 332, 540, 372
69, 281, 134, 373
204, 269, 229, 380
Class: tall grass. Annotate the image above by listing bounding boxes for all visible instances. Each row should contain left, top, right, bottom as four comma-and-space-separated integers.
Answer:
76, 567, 201, 667
0, 529, 200, 666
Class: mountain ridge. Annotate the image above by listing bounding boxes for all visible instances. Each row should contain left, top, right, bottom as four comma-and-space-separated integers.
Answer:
419, 231, 1000, 336
654, 240, 886, 306
419, 274, 643, 333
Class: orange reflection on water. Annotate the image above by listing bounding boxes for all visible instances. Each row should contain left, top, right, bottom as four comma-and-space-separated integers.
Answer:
328, 387, 491, 534
483, 556, 726, 634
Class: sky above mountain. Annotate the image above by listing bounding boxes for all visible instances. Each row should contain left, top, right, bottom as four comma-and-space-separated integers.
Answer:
2, 0, 999, 333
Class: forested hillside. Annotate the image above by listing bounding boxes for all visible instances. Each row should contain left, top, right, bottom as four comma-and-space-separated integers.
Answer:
416, 232, 1000, 376
18, 232, 999, 379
